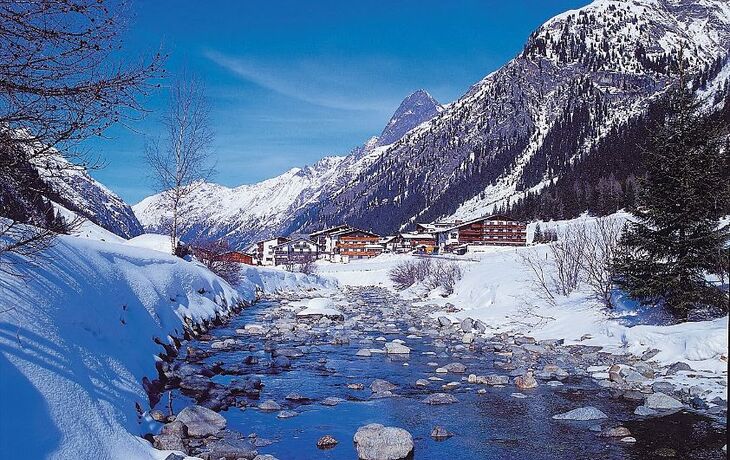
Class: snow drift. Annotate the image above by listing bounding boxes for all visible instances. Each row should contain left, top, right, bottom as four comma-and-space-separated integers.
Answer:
0, 229, 332, 459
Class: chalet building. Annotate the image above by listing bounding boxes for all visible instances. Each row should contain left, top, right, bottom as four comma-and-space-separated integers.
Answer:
378, 235, 399, 253
399, 232, 437, 252
220, 251, 254, 265
435, 215, 527, 250
334, 228, 382, 260
272, 238, 320, 266
309, 224, 351, 255
254, 236, 289, 266
415, 221, 460, 234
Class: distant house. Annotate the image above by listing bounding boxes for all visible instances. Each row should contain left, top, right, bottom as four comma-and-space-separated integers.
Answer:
434, 215, 527, 250
273, 238, 320, 266
334, 228, 381, 260
220, 251, 254, 265
254, 236, 290, 266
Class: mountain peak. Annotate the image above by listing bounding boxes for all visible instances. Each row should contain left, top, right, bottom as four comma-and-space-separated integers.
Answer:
377, 89, 442, 146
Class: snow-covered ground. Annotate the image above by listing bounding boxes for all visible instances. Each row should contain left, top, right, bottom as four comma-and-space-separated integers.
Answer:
0, 224, 332, 460
315, 215, 729, 403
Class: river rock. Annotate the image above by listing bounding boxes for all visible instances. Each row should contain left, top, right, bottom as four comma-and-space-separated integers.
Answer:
444, 362, 467, 373
385, 342, 411, 354
645, 392, 683, 410
431, 425, 453, 440
479, 374, 509, 385
317, 435, 338, 449
356, 348, 372, 357
277, 410, 298, 419
666, 362, 692, 374
600, 426, 632, 437
514, 372, 538, 389
552, 406, 608, 421
460, 317, 474, 332
634, 405, 658, 416
423, 393, 458, 405
258, 400, 281, 411
200, 439, 258, 460
437, 316, 452, 327
371, 379, 398, 393
175, 405, 226, 437
153, 421, 187, 451
353, 424, 414, 460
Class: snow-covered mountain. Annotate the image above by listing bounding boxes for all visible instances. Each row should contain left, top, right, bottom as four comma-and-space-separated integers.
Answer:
135, 0, 730, 247
311, 0, 730, 233
34, 155, 144, 239
133, 90, 443, 247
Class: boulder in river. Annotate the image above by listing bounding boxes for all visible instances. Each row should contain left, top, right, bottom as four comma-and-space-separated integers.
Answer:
353, 423, 414, 460
430, 425, 453, 440
514, 371, 538, 389
552, 406, 608, 421
444, 362, 467, 373
258, 399, 282, 411
153, 421, 187, 451
317, 435, 338, 449
371, 378, 398, 393
423, 393, 458, 405
645, 392, 683, 410
175, 405, 226, 437
385, 342, 411, 354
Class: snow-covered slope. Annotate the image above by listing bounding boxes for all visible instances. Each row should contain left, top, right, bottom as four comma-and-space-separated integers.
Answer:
35, 154, 144, 238
0, 224, 333, 459
134, 90, 442, 248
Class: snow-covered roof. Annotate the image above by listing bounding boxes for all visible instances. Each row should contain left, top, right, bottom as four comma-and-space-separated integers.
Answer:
400, 232, 435, 239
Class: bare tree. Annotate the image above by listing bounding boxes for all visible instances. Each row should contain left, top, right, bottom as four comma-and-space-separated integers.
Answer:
576, 216, 624, 308
518, 249, 557, 306
191, 239, 241, 286
0, 0, 163, 261
519, 217, 624, 308
549, 225, 583, 296
0, 0, 163, 164
145, 74, 215, 254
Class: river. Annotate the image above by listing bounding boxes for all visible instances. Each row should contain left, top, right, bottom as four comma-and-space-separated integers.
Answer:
149, 286, 726, 459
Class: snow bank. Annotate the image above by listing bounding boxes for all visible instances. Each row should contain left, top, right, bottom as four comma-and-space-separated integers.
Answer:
125, 233, 176, 254
318, 214, 728, 402
238, 265, 337, 296
0, 231, 331, 459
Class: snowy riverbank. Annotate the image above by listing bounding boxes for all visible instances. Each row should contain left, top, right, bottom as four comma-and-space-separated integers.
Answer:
315, 230, 728, 405
0, 229, 332, 459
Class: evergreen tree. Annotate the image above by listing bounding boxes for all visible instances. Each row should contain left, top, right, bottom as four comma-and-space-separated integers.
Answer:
533, 223, 543, 244
613, 76, 730, 318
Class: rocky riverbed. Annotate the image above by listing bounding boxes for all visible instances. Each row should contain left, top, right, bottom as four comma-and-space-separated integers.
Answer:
143, 286, 727, 459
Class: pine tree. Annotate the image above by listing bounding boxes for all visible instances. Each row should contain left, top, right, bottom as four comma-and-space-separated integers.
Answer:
533, 223, 543, 244
613, 75, 730, 318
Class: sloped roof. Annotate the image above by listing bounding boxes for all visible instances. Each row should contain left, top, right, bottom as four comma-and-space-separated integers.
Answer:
309, 224, 351, 237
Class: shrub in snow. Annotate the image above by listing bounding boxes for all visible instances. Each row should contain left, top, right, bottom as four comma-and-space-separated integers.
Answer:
424, 262, 462, 295
389, 258, 432, 289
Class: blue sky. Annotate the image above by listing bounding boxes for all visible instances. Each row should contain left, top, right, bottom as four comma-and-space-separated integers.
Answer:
89, 0, 590, 204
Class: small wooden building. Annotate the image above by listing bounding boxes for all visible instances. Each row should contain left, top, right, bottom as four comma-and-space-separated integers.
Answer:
220, 251, 254, 265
